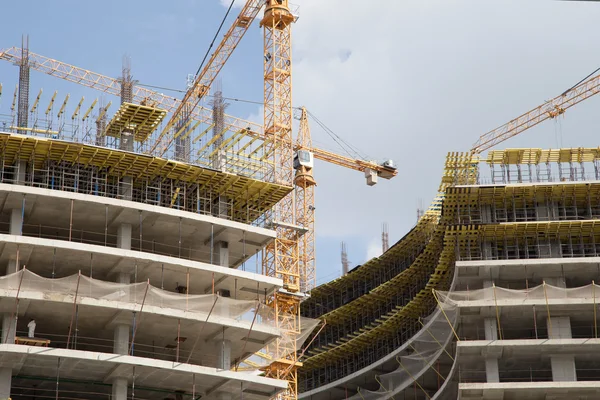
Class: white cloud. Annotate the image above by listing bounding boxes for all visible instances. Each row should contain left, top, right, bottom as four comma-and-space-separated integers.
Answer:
287, 0, 600, 247
215, 0, 600, 277
365, 237, 382, 262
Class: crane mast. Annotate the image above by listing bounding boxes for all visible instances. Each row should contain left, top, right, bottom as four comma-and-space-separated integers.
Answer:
295, 107, 316, 293
260, 2, 302, 400
0, 5, 399, 400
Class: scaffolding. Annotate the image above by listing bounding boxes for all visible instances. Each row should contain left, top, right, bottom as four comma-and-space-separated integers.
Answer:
0, 46, 277, 184
299, 147, 600, 393
0, 133, 290, 227
298, 153, 465, 392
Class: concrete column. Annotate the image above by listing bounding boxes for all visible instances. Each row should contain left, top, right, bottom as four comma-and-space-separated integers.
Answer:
214, 241, 229, 267
480, 204, 492, 224
547, 316, 572, 339
1, 314, 15, 344
217, 339, 231, 370
483, 317, 500, 383
485, 357, 500, 383
550, 239, 562, 258
113, 324, 130, 355
5, 260, 17, 276
482, 279, 497, 299
9, 209, 23, 236
117, 224, 132, 250
117, 273, 131, 285
484, 317, 498, 341
112, 377, 127, 400
545, 277, 566, 289
119, 176, 133, 201
546, 314, 576, 381
0, 368, 11, 399
551, 356, 577, 381
16, 160, 26, 185
482, 241, 493, 260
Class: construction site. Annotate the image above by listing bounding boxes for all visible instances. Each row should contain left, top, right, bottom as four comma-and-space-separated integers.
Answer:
0, 1, 599, 399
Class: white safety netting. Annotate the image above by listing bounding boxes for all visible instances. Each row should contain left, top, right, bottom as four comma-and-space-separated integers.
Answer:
238, 315, 321, 370
435, 282, 600, 305
346, 305, 458, 400
0, 269, 319, 368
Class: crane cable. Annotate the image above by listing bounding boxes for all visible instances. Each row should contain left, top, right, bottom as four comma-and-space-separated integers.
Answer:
561, 66, 600, 96
305, 109, 370, 161
195, 0, 237, 79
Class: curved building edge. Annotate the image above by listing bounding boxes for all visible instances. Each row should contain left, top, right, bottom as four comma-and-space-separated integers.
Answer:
300, 148, 600, 400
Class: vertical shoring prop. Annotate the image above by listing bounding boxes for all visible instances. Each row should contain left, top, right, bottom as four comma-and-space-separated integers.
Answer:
492, 283, 502, 340
66, 271, 81, 349
594, 281, 598, 339
55, 357, 60, 400
543, 280, 553, 338
129, 279, 150, 355
176, 318, 181, 363
235, 302, 260, 371
185, 296, 219, 364
4, 266, 26, 344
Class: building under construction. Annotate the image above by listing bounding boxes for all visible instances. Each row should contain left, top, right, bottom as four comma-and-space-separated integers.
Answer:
0, 37, 324, 400
0, 0, 399, 398
299, 149, 600, 400
1, 1, 600, 400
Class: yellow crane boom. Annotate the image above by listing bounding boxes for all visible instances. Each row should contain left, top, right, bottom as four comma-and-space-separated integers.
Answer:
308, 146, 397, 178
155, 0, 264, 156
471, 70, 600, 154
0, 46, 263, 141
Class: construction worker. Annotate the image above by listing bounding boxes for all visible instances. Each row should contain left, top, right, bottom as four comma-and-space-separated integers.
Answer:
27, 319, 36, 338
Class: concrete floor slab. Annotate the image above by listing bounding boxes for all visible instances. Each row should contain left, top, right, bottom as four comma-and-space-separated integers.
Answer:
459, 381, 600, 400
0, 344, 286, 400
0, 285, 278, 368
0, 234, 281, 300
0, 183, 275, 268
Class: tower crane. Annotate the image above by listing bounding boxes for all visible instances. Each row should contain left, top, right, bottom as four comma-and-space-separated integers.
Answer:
0, 2, 397, 400
451, 66, 600, 186
0, 46, 263, 139
470, 69, 600, 155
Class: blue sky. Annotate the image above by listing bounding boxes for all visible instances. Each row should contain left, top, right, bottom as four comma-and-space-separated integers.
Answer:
2, 1, 600, 287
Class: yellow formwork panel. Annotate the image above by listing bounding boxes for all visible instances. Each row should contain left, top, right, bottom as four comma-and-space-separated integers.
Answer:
302, 222, 455, 367
445, 220, 600, 240
302, 147, 600, 372
307, 214, 438, 298
0, 133, 292, 222
302, 228, 455, 369
104, 102, 167, 142
486, 147, 600, 165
